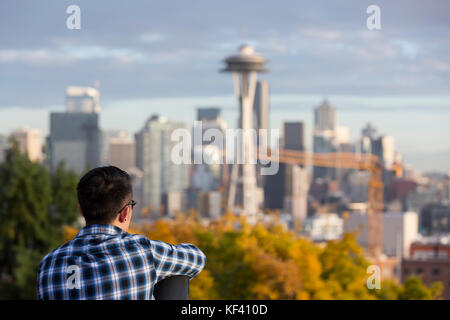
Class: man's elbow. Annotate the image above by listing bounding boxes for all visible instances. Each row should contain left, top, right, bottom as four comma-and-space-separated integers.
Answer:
191, 247, 207, 277
198, 249, 207, 270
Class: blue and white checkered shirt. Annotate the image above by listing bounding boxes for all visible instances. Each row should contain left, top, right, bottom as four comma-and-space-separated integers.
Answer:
37, 224, 206, 300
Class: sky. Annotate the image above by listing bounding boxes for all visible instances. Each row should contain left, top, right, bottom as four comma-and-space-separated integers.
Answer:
0, 0, 449, 171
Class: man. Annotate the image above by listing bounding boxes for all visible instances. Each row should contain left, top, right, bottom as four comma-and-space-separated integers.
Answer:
37, 166, 206, 299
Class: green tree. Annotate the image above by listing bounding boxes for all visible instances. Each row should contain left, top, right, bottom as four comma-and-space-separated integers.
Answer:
0, 143, 80, 299
49, 161, 79, 228
319, 233, 374, 299
398, 275, 443, 300
372, 280, 402, 300
0, 143, 57, 298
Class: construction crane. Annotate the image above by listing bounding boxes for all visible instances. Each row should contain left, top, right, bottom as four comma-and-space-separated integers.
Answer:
222, 148, 385, 261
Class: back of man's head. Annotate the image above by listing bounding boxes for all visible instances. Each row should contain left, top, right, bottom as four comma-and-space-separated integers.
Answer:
77, 166, 132, 225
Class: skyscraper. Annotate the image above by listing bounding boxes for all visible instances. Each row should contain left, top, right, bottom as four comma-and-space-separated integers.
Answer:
361, 122, 377, 140
359, 123, 396, 170
264, 122, 306, 213
65, 86, 100, 114
100, 129, 122, 166
108, 131, 136, 170
253, 80, 269, 133
283, 121, 304, 151
252, 80, 270, 190
314, 99, 337, 131
50, 87, 102, 174
372, 136, 396, 170
135, 115, 189, 218
50, 112, 101, 174
313, 99, 339, 180
282, 122, 309, 223
10, 128, 43, 162
284, 164, 309, 223
192, 107, 227, 193
197, 108, 222, 123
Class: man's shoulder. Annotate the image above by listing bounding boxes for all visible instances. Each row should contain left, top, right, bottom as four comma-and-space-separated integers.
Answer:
38, 240, 77, 272
123, 231, 155, 247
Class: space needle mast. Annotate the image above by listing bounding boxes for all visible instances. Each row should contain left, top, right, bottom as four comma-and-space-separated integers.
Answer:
221, 45, 268, 218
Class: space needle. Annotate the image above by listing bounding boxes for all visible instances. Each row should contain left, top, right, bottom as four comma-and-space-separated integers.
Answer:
221, 45, 268, 218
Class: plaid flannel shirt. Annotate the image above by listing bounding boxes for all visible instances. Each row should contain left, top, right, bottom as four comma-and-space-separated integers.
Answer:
37, 224, 206, 300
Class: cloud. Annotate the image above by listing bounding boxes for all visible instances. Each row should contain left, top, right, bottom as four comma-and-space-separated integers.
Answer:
300, 27, 342, 41
392, 39, 420, 60
137, 32, 167, 44
0, 45, 146, 65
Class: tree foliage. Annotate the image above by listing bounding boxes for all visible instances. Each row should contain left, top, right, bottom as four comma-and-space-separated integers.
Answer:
0, 143, 79, 299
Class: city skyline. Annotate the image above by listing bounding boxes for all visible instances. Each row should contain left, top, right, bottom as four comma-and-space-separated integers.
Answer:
1, 92, 449, 172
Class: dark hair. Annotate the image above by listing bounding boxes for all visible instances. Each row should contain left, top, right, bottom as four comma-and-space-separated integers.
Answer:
77, 166, 132, 224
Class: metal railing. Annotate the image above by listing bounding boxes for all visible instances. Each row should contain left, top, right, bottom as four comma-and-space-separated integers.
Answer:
153, 275, 190, 300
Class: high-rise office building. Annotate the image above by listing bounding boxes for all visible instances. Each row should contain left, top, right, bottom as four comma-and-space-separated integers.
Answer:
314, 99, 337, 131
312, 100, 350, 182
135, 115, 189, 218
284, 164, 309, 222
196, 108, 227, 143
361, 122, 378, 140
65, 86, 100, 114
359, 123, 396, 170
197, 107, 222, 123
264, 122, 306, 212
100, 130, 122, 166
109, 131, 136, 170
264, 161, 286, 210
10, 128, 43, 162
313, 130, 338, 180
282, 122, 308, 222
253, 80, 269, 133
50, 112, 101, 174
372, 135, 395, 170
313, 99, 339, 180
253, 81, 270, 191
358, 124, 398, 208
283, 121, 304, 151
192, 107, 226, 193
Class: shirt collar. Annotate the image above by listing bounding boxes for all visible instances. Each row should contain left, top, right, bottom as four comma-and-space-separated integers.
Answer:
76, 224, 124, 237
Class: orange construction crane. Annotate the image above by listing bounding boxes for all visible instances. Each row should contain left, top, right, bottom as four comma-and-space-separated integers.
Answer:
222, 148, 384, 260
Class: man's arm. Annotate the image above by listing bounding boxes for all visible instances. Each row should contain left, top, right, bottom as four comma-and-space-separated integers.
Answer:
149, 240, 206, 282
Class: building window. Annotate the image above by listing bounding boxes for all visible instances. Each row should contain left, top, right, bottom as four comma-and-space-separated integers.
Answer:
416, 267, 424, 274
432, 268, 440, 276
403, 268, 410, 275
